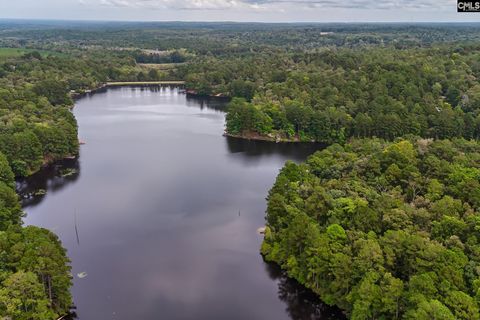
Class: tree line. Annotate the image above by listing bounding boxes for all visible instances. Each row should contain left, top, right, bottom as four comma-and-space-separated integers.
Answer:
208, 46, 480, 142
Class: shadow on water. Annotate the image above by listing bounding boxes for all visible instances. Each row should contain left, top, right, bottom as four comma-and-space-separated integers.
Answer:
87, 85, 229, 112
264, 262, 347, 320
16, 158, 80, 209
76, 84, 188, 100
226, 136, 325, 163
186, 95, 230, 112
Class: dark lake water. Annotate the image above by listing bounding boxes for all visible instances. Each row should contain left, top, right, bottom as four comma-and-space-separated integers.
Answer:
20, 86, 344, 320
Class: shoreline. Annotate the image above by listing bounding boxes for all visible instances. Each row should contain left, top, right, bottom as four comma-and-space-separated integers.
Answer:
71, 81, 186, 100
72, 81, 230, 101
27, 83, 206, 179
106, 80, 185, 86
186, 89, 230, 100
224, 132, 317, 143
44, 84, 314, 184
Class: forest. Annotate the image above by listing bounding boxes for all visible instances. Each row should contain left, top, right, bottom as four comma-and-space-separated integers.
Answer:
261, 138, 480, 319
1, 21, 480, 318
212, 46, 480, 143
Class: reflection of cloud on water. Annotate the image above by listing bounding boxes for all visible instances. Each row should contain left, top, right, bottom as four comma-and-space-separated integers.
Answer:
83, 113, 169, 125
192, 113, 223, 120
120, 210, 277, 319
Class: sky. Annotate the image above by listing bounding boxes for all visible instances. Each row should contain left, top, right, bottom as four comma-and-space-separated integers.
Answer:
0, 0, 478, 22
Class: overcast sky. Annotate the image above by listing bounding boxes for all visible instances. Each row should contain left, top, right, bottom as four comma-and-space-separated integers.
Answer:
0, 0, 477, 22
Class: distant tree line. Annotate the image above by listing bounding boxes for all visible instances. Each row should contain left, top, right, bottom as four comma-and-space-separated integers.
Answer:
133, 49, 189, 64
179, 45, 480, 142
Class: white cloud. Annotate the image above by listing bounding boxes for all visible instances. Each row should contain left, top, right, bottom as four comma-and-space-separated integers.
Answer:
93, 0, 262, 10
5, 0, 465, 21
89, 0, 453, 10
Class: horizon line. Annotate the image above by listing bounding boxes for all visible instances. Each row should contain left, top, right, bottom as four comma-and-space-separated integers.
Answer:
1, 18, 480, 24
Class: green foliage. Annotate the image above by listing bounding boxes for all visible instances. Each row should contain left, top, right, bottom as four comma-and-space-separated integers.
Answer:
33, 79, 72, 106
263, 138, 480, 318
0, 179, 72, 319
0, 147, 72, 318
216, 46, 480, 142
229, 79, 256, 100
407, 300, 455, 320
225, 98, 272, 136
0, 152, 14, 188
0, 175, 72, 319
0, 182, 22, 230
0, 271, 55, 320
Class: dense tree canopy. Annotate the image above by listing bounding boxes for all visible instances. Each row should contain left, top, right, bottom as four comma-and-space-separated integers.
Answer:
262, 138, 480, 319
214, 46, 480, 142
0, 153, 72, 318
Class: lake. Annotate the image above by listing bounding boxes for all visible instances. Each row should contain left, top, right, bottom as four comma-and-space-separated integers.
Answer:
20, 86, 344, 320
